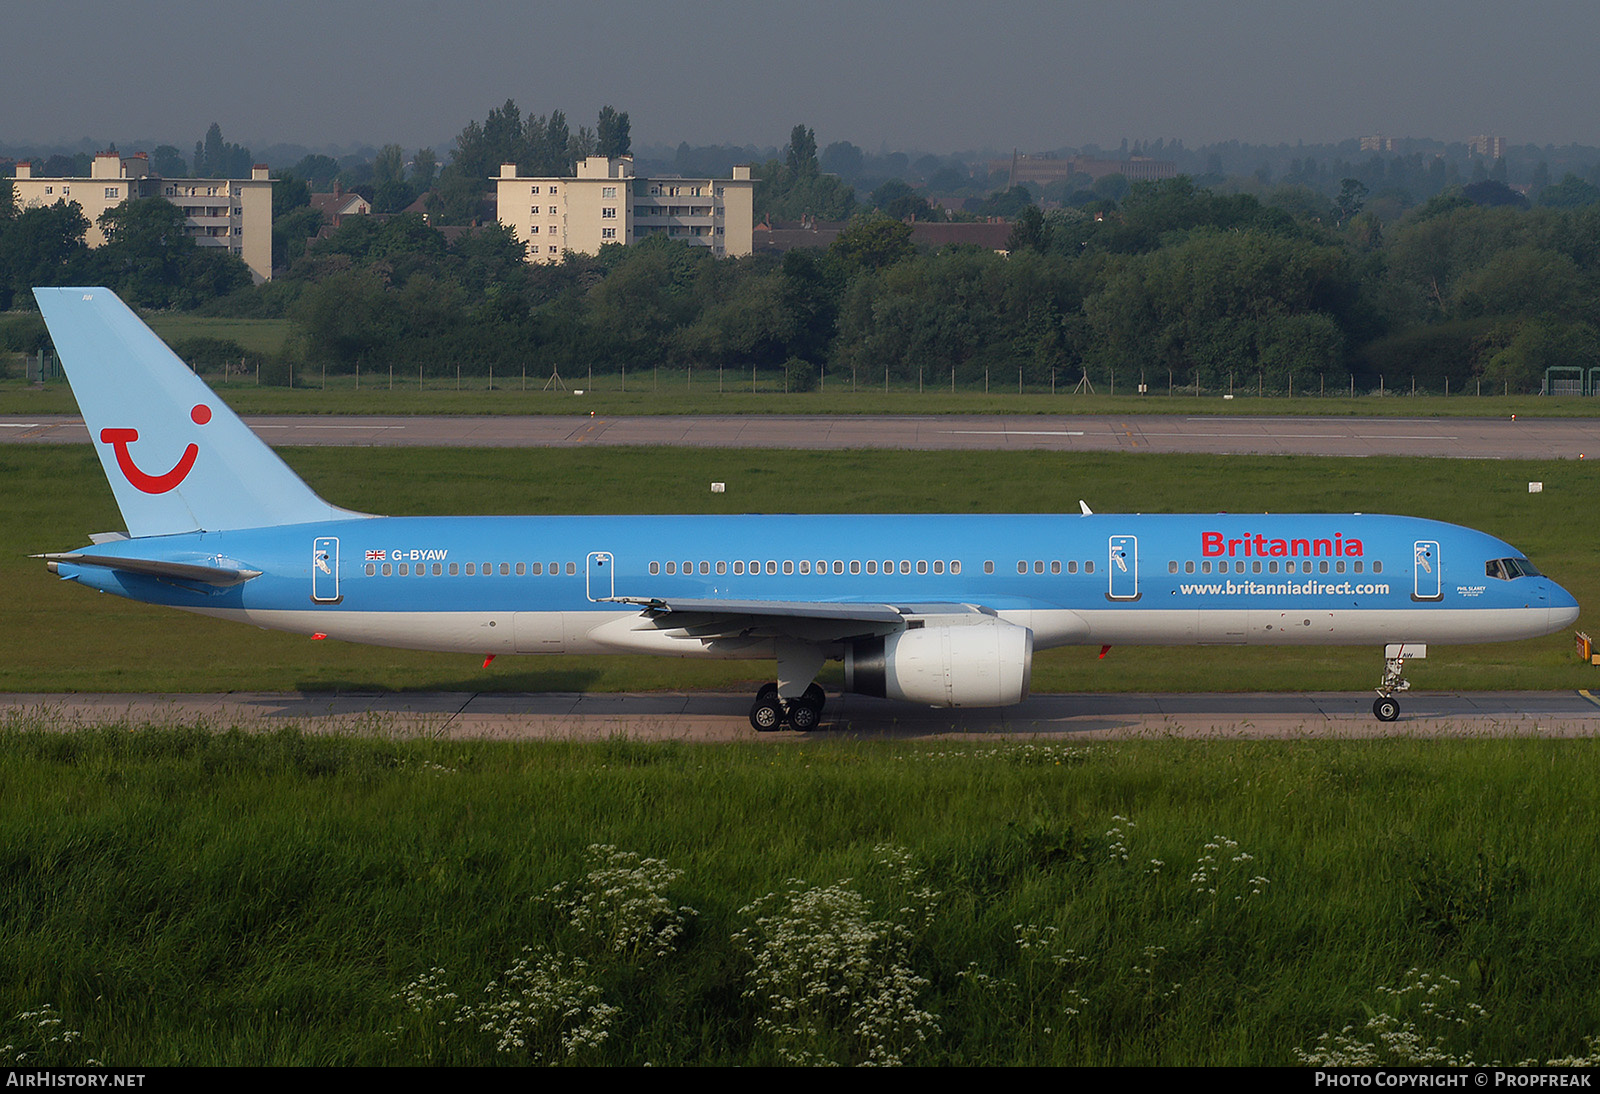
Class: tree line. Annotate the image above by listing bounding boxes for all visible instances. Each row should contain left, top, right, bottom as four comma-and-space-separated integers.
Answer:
6, 107, 1600, 395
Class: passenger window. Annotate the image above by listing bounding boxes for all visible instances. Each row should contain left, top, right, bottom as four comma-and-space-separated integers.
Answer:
950, 561, 961, 574
451, 563, 461, 575
917, 561, 927, 574
435, 563, 445, 576
1318, 561, 1328, 574
783, 561, 794, 575
1168, 561, 1178, 574
399, 563, 409, 576
1085, 561, 1095, 574
800, 560, 811, 574
566, 562, 576, 575
651, 562, 660, 575
699, 561, 710, 575
900, 561, 911, 574
983, 561, 994, 574
465, 563, 475, 575
716, 561, 727, 575
1353, 561, 1362, 574
1201, 561, 1211, 574
1017, 561, 1027, 574
933, 560, 944, 574
834, 561, 844, 575
1051, 561, 1060, 574
1372, 561, 1382, 574
867, 560, 878, 574
766, 561, 777, 575
1185, 561, 1195, 574
851, 561, 861, 574
1068, 560, 1078, 574
1034, 561, 1044, 574
666, 561, 676, 574
382, 563, 392, 576
365, 563, 375, 576
733, 561, 744, 575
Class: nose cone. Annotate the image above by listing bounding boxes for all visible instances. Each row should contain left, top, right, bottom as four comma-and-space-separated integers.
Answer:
1548, 581, 1581, 630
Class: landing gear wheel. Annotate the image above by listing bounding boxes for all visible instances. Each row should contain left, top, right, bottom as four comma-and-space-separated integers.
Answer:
787, 699, 821, 731
757, 682, 779, 704
749, 698, 783, 732
801, 682, 826, 709
1373, 696, 1400, 722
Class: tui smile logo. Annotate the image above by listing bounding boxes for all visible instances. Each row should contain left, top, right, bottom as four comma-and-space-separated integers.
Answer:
100, 403, 211, 494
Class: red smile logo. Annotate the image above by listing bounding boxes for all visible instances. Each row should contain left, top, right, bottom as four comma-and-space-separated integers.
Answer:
100, 404, 211, 494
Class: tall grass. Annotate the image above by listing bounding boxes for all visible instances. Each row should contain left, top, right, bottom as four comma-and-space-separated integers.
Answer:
4, 722, 1600, 1065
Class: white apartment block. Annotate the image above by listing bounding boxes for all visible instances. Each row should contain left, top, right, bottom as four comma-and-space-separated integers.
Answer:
11, 152, 274, 283
496, 155, 754, 264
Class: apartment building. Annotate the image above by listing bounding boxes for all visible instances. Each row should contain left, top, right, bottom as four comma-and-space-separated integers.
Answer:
496, 156, 754, 263
11, 152, 274, 282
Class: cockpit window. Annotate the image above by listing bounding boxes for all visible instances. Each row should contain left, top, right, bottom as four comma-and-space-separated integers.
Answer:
1486, 557, 1541, 580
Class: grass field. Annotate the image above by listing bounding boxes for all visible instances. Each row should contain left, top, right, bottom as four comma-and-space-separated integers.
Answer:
140, 315, 292, 356
5, 371, 1600, 418
4, 725, 1599, 1066
1, 445, 1590, 695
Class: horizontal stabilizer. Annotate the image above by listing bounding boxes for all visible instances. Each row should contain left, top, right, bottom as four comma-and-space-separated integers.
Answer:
37, 552, 262, 587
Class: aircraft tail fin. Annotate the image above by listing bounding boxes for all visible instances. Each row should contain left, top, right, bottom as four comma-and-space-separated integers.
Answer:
34, 287, 360, 537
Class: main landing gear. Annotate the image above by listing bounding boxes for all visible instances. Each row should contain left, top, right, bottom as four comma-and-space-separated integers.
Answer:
749, 682, 826, 732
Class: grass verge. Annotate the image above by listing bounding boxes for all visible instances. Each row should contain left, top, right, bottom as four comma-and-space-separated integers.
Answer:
3, 725, 1599, 1065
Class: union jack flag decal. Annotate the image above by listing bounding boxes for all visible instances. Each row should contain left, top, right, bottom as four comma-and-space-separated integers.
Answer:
366, 549, 386, 561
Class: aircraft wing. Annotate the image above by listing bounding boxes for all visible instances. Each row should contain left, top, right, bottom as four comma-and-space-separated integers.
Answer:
599, 595, 988, 643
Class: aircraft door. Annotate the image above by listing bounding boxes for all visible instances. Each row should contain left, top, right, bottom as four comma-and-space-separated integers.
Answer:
586, 551, 614, 602
1108, 535, 1140, 601
1413, 540, 1442, 601
311, 536, 341, 603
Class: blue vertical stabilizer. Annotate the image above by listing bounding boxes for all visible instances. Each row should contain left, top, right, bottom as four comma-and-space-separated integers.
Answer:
34, 287, 362, 536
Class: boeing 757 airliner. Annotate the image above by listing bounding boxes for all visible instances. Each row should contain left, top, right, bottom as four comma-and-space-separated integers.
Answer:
32, 288, 1580, 728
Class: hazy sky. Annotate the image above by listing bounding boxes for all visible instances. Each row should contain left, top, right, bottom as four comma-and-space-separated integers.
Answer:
7, 1, 1599, 156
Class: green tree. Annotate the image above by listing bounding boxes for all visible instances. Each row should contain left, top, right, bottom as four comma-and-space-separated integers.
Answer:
1537, 173, 1600, 208
786, 125, 819, 176
870, 179, 936, 221
0, 200, 91, 309
151, 145, 189, 178
596, 106, 631, 159
412, 147, 438, 191
830, 215, 914, 272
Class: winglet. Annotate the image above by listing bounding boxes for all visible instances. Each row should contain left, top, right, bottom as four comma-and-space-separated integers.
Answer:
1080, 500, 1094, 515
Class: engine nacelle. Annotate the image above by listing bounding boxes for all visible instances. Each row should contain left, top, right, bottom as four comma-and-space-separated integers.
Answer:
844, 620, 1033, 707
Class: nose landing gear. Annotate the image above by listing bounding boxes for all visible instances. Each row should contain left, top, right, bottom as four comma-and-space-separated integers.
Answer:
1373, 644, 1425, 722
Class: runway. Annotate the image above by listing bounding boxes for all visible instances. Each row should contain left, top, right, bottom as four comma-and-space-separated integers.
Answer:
5, 412, 1600, 458
4, 690, 1598, 740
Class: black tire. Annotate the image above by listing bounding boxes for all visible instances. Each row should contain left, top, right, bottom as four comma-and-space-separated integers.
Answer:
757, 682, 779, 704
802, 682, 826, 709
787, 700, 820, 731
750, 698, 782, 732
1373, 696, 1400, 722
